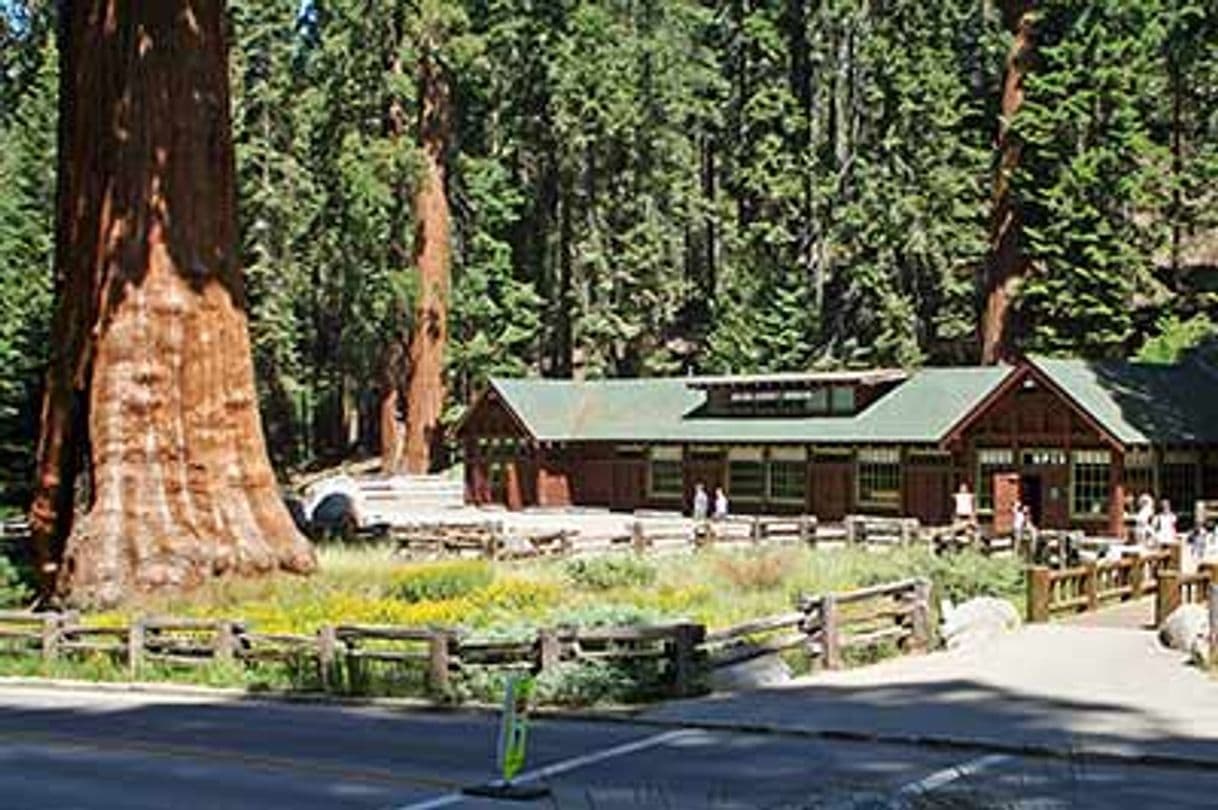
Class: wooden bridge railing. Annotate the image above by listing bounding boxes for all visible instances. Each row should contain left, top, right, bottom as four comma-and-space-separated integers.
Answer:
1154, 562, 1217, 629
1026, 547, 1176, 622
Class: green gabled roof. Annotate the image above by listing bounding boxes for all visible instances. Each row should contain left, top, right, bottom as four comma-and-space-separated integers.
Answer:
1032, 356, 1218, 445
489, 365, 1015, 445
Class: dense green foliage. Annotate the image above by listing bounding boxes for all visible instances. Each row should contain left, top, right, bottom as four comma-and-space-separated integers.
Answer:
0, 1, 1214, 501
563, 555, 658, 591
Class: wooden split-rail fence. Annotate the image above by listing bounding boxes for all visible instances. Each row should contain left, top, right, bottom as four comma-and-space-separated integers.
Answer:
0, 578, 932, 700
1026, 547, 1177, 622
385, 513, 995, 562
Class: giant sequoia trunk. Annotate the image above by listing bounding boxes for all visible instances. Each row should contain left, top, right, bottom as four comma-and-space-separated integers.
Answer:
28, 0, 315, 606
980, 1, 1035, 364
402, 53, 452, 474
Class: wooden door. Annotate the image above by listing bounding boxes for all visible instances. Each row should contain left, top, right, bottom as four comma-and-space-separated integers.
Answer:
810, 462, 852, 520
905, 467, 951, 525
992, 472, 1021, 535
611, 461, 645, 511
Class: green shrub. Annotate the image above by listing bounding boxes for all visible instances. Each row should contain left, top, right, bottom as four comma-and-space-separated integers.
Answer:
563, 555, 657, 591
550, 602, 664, 628
0, 553, 32, 608
925, 552, 1023, 605
390, 560, 493, 603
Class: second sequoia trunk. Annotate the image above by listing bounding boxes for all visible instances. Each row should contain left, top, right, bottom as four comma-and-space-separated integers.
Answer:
402, 51, 452, 474
28, 0, 315, 607
980, 0, 1035, 364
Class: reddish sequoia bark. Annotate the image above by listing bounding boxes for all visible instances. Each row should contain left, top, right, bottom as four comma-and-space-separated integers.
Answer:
980, 1, 1035, 365
379, 16, 411, 475
402, 52, 452, 474
29, 0, 315, 607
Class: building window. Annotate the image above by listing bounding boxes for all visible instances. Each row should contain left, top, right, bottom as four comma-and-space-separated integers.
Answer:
829, 386, 856, 415
1071, 449, 1111, 518
728, 447, 765, 501
1160, 451, 1198, 519
1124, 448, 1154, 500
648, 446, 683, 499
857, 448, 901, 509
768, 447, 807, 502
976, 448, 1014, 513
1021, 448, 1067, 467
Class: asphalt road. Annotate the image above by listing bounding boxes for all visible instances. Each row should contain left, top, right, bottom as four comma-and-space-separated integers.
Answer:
0, 685, 1214, 809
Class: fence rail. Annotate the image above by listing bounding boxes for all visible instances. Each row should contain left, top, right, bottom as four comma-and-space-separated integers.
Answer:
0, 577, 932, 700
1026, 547, 1176, 622
1154, 563, 1217, 629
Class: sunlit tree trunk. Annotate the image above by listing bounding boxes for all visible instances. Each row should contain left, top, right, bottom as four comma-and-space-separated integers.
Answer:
402, 51, 452, 473
29, 0, 315, 607
980, 0, 1034, 364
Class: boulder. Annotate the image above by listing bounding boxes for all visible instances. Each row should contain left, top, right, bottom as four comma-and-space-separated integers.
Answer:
709, 648, 792, 692
1158, 604, 1209, 662
941, 597, 1020, 651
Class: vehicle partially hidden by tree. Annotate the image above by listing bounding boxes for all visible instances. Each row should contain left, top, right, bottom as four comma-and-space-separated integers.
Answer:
29, 0, 315, 607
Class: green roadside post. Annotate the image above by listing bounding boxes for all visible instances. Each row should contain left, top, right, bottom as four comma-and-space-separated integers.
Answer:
462, 674, 551, 800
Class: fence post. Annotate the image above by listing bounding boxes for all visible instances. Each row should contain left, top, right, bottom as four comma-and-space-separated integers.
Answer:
749, 517, 762, 544
127, 618, 145, 678
1208, 587, 1217, 670
1085, 562, 1099, 612
1027, 566, 1051, 623
1128, 556, 1145, 600
821, 595, 842, 669
40, 614, 60, 663
909, 579, 933, 652
799, 515, 815, 547
428, 630, 452, 698
1156, 571, 1181, 629
844, 517, 858, 546
214, 621, 237, 664
317, 625, 338, 691
536, 628, 561, 672
631, 521, 647, 554
671, 622, 705, 698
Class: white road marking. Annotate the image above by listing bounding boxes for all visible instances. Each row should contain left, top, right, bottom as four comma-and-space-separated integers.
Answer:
393, 729, 695, 809
887, 753, 1011, 807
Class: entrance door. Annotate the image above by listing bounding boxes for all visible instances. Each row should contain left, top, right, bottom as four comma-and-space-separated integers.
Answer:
1020, 474, 1044, 527
992, 472, 1022, 535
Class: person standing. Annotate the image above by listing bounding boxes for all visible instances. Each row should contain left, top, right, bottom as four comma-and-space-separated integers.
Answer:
1013, 497, 1027, 554
1152, 499, 1177, 549
692, 482, 709, 521
1134, 493, 1155, 546
953, 482, 975, 527
713, 486, 729, 520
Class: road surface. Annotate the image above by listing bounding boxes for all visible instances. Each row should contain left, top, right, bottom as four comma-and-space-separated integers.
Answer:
0, 684, 1214, 808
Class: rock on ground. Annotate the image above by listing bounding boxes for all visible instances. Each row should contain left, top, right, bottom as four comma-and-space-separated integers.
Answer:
1158, 604, 1210, 664
941, 597, 1021, 651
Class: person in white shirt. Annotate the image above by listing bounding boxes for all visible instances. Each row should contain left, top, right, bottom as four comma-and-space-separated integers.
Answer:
692, 482, 709, 521
713, 486, 729, 521
953, 482, 975, 527
1152, 499, 1177, 549
1134, 493, 1155, 547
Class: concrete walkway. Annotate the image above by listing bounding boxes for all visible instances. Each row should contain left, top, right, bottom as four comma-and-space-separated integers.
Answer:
644, 624, 1218, 765
1062, 596, 1156, 629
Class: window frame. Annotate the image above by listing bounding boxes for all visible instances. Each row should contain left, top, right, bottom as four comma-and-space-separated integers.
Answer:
856, 447, 902, 510
647, 446, 684, 500
1070, 449, 1111, 520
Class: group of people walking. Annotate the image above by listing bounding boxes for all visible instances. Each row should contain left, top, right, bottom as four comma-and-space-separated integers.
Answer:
1131, 493, 1177, 548
692, 482, 728, 521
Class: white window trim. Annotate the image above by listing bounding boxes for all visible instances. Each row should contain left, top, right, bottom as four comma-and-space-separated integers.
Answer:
770, 446, 808, 462
1070, 451, 1112, 520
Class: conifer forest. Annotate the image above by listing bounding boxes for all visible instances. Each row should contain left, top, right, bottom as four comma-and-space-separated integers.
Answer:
1, 0, 1215, 515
